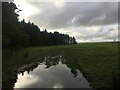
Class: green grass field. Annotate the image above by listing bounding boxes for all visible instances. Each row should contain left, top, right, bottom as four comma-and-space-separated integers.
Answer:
3, 42, 119, 89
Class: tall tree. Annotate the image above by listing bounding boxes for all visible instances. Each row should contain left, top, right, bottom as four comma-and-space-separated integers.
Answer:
2, 2, 29, 49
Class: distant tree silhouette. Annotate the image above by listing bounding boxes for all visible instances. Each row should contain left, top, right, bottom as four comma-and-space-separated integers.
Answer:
73, 37, 77, 44
2, 2, 77, 50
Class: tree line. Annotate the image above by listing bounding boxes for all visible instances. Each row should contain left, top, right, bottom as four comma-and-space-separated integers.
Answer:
2, 2, 77, 50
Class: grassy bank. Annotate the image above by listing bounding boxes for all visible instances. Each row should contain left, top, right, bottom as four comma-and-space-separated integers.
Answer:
3, 42, 119, 89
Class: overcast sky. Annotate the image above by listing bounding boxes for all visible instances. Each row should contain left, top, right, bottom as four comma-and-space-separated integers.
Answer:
14, 0, 118, 42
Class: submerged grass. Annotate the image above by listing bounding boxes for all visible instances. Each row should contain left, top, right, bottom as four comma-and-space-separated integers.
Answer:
3, 42, 119, 89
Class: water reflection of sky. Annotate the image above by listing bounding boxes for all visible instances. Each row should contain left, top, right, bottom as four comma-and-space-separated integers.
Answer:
14, 60, 91, 88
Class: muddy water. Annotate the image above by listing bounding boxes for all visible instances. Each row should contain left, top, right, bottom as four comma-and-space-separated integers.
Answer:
14, 56, 91, 88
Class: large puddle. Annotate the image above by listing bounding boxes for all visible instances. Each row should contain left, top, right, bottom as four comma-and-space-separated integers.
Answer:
13, 56, 91, 88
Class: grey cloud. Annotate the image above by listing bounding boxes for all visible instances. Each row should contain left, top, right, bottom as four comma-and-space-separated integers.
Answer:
22, 2, 118, 42
75, 26, 118, 41
27, 2, 118, 29
76, 3, 118, 26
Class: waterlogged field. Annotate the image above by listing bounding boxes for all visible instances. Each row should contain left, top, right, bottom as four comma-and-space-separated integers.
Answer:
3, 42, 119, 89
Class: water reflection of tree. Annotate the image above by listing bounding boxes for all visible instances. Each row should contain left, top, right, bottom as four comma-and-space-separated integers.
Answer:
2, 62, 39, 89
44, 56, 79, 77
3, 56, 80, 89
2, 71, 17, 90
19, 62, 39, 75
44, 56, 61, 68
